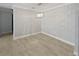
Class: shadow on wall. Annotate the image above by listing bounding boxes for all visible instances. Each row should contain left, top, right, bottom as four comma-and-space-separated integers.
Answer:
0, 7, 13, 36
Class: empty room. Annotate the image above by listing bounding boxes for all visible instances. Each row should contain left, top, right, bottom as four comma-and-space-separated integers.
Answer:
0, 3, 78, 56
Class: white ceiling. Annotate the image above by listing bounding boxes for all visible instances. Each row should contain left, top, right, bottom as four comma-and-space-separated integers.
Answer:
0, 3, 69, 12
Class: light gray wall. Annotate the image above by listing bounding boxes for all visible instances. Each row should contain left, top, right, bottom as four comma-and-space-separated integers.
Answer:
13, 4, 79, 55
0, 7, 12, 35
0, 14, 1, 35
73, 4, 79, 56
13, 4, 76, 45
41, 4, 76, 44
13, 7, 41, 38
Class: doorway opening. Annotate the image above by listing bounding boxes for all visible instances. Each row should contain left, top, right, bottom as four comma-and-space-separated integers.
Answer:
0, 7, 13, 40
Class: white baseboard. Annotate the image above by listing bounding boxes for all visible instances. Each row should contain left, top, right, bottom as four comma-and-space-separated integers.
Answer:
0, 31, 12, 35
74, 51, 78, 56
13, 32, 76, 55
41, 32, 75, 46
13, 32, 41, 40
14, 32, 75, 46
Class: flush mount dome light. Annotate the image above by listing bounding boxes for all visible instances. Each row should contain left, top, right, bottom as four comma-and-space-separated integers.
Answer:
36, 12, 44, 18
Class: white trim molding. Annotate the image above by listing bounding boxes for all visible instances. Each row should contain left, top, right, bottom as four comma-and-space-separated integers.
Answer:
41, 32, 75, 46
13, 32, 41, 40
74, 51, 78, 56
12, 5, 36, 12
13, 31, 75, 46
41, 4, 72, 12
0, 31, 12, 35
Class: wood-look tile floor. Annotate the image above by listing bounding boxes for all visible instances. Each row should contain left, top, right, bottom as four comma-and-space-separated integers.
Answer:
0, 33, 74, 56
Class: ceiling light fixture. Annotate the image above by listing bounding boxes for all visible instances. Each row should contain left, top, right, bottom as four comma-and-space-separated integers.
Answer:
36, 12, 44, 18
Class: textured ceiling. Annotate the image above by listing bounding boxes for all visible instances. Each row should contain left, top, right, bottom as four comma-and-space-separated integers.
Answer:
0, 3, 67, 12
